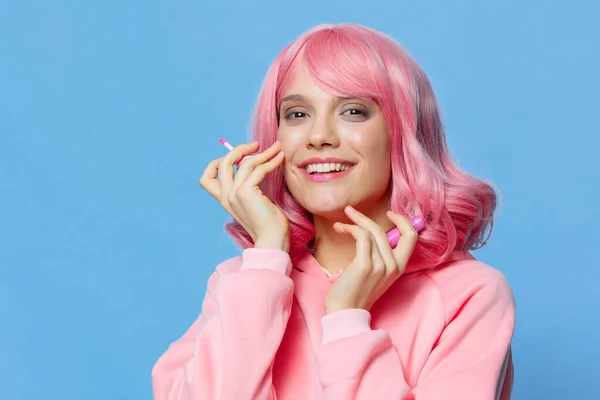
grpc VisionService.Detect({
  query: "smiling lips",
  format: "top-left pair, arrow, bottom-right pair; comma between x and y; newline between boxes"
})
297,157 -> 356,183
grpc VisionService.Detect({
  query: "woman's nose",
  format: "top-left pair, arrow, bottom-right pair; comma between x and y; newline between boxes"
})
306,117 -> 340,149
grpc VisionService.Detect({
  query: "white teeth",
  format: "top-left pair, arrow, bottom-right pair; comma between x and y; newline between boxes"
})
305,163 -> 353,174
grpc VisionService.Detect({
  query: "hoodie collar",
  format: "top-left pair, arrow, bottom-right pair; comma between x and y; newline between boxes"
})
293,248 -> 475,278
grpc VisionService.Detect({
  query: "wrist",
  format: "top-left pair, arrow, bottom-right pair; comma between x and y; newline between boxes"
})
325,302 -> 369,314
325,304 -> 350,314
255,234 -> 290,253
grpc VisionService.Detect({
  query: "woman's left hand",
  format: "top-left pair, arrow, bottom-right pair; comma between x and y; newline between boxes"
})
324,206 -> 419,314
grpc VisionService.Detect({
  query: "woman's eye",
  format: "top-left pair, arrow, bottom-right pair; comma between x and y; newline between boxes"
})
342,108 -> 368,117
286,111 -> 307,119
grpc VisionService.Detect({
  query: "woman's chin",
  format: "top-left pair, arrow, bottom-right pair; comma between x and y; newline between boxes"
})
305,203 -> 349,219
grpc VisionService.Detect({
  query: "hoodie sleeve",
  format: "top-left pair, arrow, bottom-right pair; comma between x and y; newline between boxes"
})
315,266 -> 515,400
151,248 -> 294,400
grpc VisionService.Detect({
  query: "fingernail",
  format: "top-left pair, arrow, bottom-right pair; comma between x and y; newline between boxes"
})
345,205 -> 355,213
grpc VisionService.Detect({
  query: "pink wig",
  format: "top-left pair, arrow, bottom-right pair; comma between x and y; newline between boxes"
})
224,24 -> 500,271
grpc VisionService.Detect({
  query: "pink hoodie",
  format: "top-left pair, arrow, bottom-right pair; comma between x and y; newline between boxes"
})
152,247 -> 515,399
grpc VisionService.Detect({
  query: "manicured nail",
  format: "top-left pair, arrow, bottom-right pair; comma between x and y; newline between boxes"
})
345,205 -> 355,213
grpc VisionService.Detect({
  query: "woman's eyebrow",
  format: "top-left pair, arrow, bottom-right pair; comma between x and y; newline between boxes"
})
279,94 -> 363,105
280,94 -> 307,104
335,96 -> 361,102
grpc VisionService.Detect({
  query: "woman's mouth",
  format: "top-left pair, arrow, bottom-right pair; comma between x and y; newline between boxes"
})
300,163 -> 356,183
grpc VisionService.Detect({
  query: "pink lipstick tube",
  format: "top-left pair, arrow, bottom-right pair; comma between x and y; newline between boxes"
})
219,138 -> 254,163
386,216 -> 426,249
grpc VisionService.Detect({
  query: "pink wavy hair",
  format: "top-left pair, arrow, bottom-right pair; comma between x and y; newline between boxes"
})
224,23 -> 500,271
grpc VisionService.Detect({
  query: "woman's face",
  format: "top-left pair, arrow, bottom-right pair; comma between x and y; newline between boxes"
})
277,67 -> 392,220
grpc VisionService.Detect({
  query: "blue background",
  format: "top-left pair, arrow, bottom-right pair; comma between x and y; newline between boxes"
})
1,0 -> 598,399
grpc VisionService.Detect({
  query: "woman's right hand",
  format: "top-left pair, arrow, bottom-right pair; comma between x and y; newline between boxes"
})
199,141 -> 290,252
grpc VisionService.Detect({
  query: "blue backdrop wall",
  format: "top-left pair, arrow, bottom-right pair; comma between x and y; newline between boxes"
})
1,1 -> 598,398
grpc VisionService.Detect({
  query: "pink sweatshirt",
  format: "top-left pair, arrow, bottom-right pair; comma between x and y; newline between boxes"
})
152,248 -> 515,399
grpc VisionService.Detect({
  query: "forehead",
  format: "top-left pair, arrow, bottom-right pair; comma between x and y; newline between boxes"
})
281,67 -> 321,95
280,68 -> 372,106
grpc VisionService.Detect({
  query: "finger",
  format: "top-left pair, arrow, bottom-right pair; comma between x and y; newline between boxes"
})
344,206 -> 397,272
219,142 -> 261,193
369,235 -> 386,273
199,156 -> 225,199
219,144 -> 258,204
223,141 -> 261,166
243,150 -> 285,188
333,223 -> 372,270
234,141 -> 282,184
386,211 -> 419,271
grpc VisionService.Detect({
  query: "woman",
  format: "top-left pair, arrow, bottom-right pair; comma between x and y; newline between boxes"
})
152,23 -> 515,399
